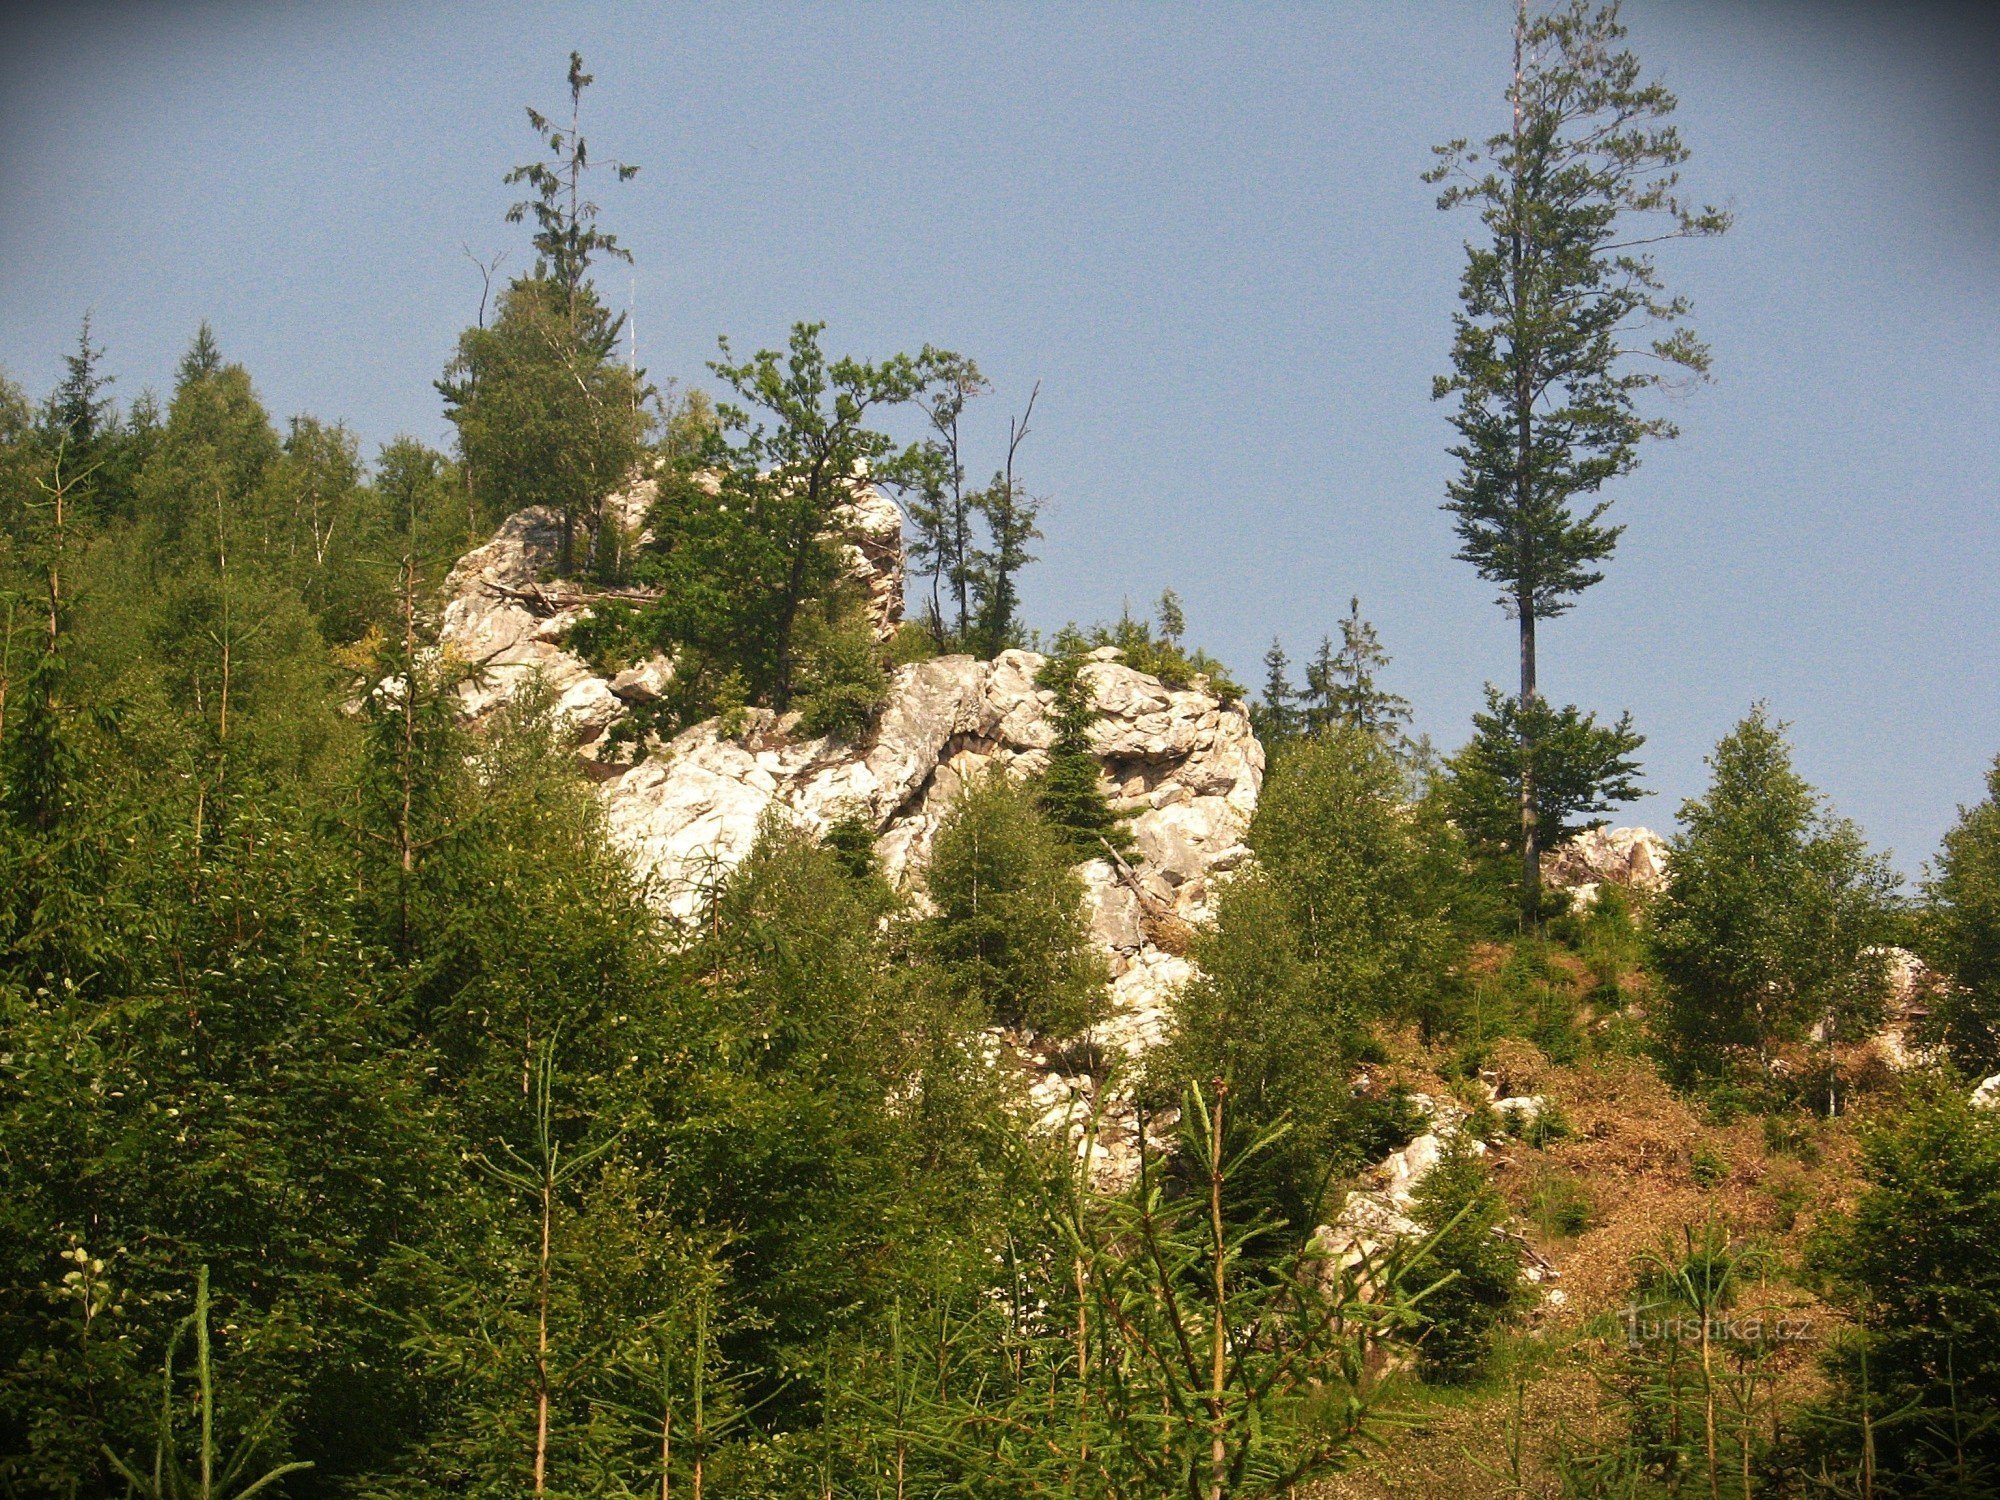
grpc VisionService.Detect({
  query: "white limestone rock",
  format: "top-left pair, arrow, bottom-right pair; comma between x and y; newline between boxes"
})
437,499 -> 1268,1185
1544,826 -> 1671,907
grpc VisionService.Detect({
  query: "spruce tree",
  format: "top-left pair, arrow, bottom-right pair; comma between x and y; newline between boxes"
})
1327,596 -> 1410,742
1429,0 -> 1728,926
1650,708 -> 1900,1081
1254,637 -> 1300,752
1033,645 -> 1132,861
1440,683 -> 1643,891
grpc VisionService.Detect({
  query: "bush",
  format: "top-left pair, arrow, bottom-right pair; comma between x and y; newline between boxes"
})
1522,1168 -> 1594,1239
794,617 -> 889,742
1810,1080 -> 2000,1487
1407,1134 -> 1523,1381
1689,1143 -> 1729,1190
918,771 -> 1104,1039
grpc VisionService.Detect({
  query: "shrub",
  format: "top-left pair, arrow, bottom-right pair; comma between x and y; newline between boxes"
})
1407,1134 -> 1523,1381
1689,1143 -> 1729,1189
1810,1080 -> 2000,1486
794,617 -> 889,742
918,771 -> 1104,1039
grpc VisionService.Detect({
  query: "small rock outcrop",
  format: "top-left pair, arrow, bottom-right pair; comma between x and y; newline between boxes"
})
436,489 -> 1263,1185
1543,825 -> 1670,910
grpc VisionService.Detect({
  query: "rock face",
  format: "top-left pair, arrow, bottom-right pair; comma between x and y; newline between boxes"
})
1543,826 -> 1670,910
437,494 -> 1263,1185
1315,1085 -> 1558,1297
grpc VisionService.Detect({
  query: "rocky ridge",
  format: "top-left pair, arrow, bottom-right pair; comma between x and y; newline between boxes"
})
436,484 -> 1264,1184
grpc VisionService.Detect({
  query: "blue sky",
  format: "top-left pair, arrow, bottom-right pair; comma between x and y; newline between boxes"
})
3,1 -> 1996,874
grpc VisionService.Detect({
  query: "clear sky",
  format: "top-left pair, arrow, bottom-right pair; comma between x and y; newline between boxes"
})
4,0 -> 1997,875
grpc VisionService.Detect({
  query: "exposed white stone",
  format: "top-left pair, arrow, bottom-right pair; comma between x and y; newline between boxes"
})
1544,826 -> 1670,907
437,499 -> 1267,1185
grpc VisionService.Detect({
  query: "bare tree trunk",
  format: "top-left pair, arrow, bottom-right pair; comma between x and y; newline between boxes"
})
535,1167 -> 553,1497
1208,1084 -> 1229,1500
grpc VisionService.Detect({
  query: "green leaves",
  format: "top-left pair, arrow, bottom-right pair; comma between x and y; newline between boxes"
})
1920,755 -> 2000,1072
1441,684 -> 1645,870
1430,1 -> 1728,622
920,769 -> 1105,1039
1650,707 -> 1901,1077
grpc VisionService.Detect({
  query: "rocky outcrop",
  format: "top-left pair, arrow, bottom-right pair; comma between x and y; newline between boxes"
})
1315,1084 -> 1560,1298
437,494 -> 1263,1187
1543,825 -> 1670,910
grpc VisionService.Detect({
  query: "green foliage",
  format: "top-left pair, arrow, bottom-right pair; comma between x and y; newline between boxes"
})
1427,0 -> 1727,626
1159,728 -> 1463,1236
1650,707 -> 1901,1080
1523,1167 -> 1594,1239
1062,606 -> 1244,697
1811,1080 -> 2000,1490
1032,645 -> 1135,861
1441,683 -> 1644,881
1250,725 -> 1465,1026
637,323 -> 946,715
919,771 -> 1104,1038
1570,1222 -> 1786,1499
1428,0 -> 1725,926
1921,754 -> 2000,1074
1152,871 -> 1378,1235
1408,1133 -> 1523,1380
102,1266 -> 314,1500
503,51 -> 639,300
1689,1144 -> 1729,1190
793,613 -> 889,742
438,275 -> 648,573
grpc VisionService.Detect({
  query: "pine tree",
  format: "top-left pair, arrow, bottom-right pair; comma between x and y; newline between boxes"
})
1254,637 -> 1300,751
1428,0 -> 1728,927
1328,596 -> 1410,742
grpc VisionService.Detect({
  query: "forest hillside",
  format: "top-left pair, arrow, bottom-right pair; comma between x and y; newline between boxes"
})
6,11 -> 2000,1500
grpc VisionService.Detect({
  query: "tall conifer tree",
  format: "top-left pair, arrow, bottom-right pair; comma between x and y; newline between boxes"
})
1428,0 -> 1727,925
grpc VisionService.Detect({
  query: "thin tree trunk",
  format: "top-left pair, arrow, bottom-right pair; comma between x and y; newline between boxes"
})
1511,0 -> 1541,933
1208,1085 -> 1229,1500
535,1169 -> 553,1497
